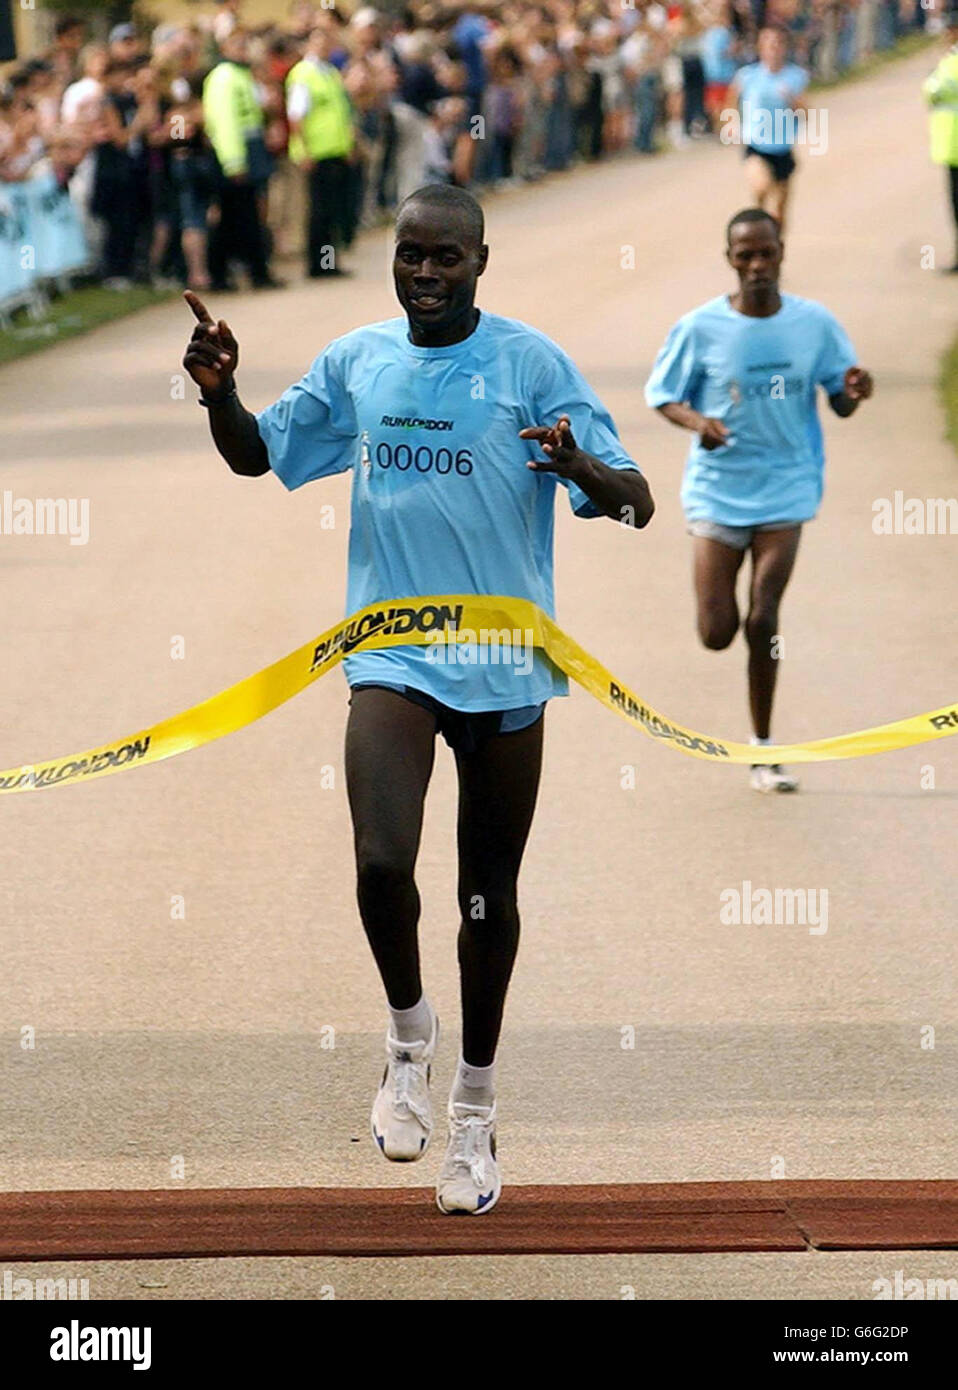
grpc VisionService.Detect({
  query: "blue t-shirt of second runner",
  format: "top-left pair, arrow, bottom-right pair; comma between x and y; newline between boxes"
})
644,293 -> 855,527
735,61 -> 809,154
256,311 -> 640,710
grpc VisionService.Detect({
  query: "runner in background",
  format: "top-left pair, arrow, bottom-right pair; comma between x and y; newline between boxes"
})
645,208 -> 872,792
728,24 -> 808,233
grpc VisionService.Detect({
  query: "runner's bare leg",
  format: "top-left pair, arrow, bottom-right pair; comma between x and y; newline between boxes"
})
346,688 -> 437,1008
454,717 -> 544,1066
745,526 -> 802,739
693,534 -> 747,650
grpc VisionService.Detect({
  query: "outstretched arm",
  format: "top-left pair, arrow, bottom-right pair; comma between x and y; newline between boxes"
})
182,291 -> 270,477
519,416 -> 654,528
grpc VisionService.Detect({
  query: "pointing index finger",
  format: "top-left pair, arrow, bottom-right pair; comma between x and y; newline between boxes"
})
184,290 -> 214,325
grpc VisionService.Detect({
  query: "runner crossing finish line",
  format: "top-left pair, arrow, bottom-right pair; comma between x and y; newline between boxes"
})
1,592 -> 955,794
10,184 -> 954,1223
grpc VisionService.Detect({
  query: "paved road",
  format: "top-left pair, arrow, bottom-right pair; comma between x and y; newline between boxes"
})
2,48 -> 955,1297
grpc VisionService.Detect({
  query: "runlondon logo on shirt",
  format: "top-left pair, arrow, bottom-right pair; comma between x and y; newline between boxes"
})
379,414 -> 454,431
0,490 -> 90,545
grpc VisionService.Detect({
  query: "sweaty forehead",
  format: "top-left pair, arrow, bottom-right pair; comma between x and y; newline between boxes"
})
395,204 -> 478,251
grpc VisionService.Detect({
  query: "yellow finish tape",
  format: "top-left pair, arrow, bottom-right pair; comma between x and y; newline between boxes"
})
2,595 -> 955,793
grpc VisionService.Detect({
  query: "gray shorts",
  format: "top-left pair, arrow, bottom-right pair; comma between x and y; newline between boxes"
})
686,519 -> 800,551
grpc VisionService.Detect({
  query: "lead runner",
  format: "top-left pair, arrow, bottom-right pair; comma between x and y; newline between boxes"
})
182,184 -> 653,1215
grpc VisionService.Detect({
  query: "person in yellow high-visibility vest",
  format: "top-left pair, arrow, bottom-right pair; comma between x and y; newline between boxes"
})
286,26 -> 355,278
202,28 -> 280,290
924,9 -> 958,273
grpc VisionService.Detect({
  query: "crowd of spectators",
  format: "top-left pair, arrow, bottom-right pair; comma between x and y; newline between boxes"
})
0,0 -> 934,293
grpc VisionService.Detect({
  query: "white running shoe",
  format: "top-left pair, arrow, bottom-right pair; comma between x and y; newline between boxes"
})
436,1101 -> 501,1215
370,1013 -> 438,1162
750,763 -> 800,794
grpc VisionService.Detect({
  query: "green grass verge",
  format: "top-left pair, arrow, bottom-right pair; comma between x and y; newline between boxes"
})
941,335 -> 958,456
810,31 -> 936,93
0,283 -> 176,367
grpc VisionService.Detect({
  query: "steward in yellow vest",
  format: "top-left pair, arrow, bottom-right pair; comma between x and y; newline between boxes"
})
924,40 -> 958,167
286,29 -> 356,277
286,54 -> 354,165
923,14 -> 958,273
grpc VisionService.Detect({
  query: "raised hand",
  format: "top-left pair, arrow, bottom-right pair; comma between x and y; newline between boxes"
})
182,291 -> 239,399
518,414 -> 581,476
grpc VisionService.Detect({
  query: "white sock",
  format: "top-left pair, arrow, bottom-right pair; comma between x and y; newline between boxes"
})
751,736 -> 775,767
388,994 -> 434,1045
452,1056 -> 495,1109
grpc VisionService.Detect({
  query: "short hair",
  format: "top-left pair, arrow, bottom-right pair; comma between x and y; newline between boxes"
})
55,15 -> 85,38
396,185 -> 485,246
726,207 -> 782,245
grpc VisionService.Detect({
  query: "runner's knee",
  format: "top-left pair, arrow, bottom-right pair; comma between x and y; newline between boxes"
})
745,607 -> 778,651
356,850 -> 417,909
698,610 -> 738,650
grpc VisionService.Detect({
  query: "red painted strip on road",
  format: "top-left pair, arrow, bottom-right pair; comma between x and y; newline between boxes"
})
0,1181 -> 955,1261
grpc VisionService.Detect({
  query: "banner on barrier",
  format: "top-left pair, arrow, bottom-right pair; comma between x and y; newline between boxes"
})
0,173 -> 89,305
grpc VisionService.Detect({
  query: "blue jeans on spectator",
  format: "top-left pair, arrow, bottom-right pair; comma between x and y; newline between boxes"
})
837,11 -> 857,71
875,0 -> 895,51
634,71 -> 661,152
682,56 -> 706,132
544,79 -> 573,170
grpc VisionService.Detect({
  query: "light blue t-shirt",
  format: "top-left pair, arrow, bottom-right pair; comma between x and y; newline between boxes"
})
735,61 -> 808,153
256,311 -> 640,710
644,293 -> 856,527
702,26 -> 737,86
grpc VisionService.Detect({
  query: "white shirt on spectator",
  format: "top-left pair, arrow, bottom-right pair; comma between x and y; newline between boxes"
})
61,77 -> 104,124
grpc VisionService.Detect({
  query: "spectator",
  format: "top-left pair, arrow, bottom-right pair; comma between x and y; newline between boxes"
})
51,15 -> 87,84
623,5 -> 668,154
286,25 -> 355,277
484,45 -> 524,180
566,33 -> 604,160
22,59 -> 62,139
90,102 -> 137,288
61,43 -> 109,126
213,0 -> 244,48
108,23 -> 143,66
0,98 -> 44,181
923,6 -> 958,271
589,18 -> 630,154
202,28 -> 278,290
342,15 -> 395,229
702,0 -> 742,124
392,30 -> 445,201
166,83 -> 217,290
0,0 -> 931,311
